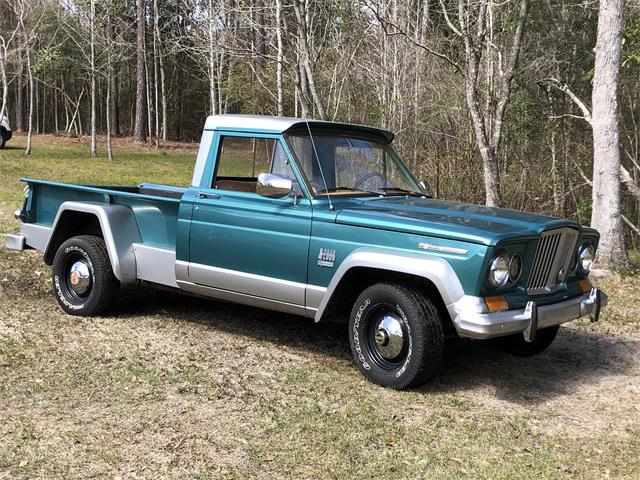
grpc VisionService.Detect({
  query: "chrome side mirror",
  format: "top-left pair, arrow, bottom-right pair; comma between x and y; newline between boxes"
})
256,173 -> 293,199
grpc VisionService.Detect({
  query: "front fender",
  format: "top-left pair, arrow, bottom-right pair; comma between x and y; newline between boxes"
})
314,247 -> 466,322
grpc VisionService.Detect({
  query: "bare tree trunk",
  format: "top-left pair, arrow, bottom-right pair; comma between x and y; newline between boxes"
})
0,47 -> 8,122
591,0 -> 628,268
159,56 -> 167,140
25,48 -> 33,153
152,0 -> 159,147
18,13 -> 34,155
106,84 -> 113,161
54,76 -> 59,133
295,60 -> 310,118
207,0 -> 217,115
16,45 -> 24,131
42,67 -> 47,133
253,0 -> 266,71
106,13 -> 120,136
461,0 -> 528,207
275,0 -> 284,116
90,0 -> 97,155
105,3 -> 114,160
153,0 -> 167,140
34,74 -> 38,134
133,0 -> 147,144
293,0 -> 326,119
145,55 -> 152,139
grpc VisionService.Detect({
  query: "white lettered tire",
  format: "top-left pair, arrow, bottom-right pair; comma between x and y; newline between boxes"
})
51,235 -> 120,316
348,283 -> 444,389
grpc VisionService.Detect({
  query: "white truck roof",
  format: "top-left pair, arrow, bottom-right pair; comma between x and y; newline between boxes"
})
203,114 -> 393,142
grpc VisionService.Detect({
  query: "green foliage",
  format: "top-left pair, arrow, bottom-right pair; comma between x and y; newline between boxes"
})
576,200 -> 592,224
622,10 -> 640,67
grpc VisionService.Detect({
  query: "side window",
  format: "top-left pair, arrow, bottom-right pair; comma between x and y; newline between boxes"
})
213,136 -> 295,193
216,136 -> 273,179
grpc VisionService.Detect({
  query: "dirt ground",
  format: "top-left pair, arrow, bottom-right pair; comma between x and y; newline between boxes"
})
1,246 -> 639,479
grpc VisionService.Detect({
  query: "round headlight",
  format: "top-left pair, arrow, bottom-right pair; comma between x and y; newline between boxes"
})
488,253 -> 510,288
509,254 -> 523,283
577,244 -> 595,275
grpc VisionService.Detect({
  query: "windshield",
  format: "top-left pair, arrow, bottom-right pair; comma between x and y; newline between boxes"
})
286,133 -> 423,196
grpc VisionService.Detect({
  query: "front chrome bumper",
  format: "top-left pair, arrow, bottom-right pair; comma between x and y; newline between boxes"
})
449,288 -> 607,340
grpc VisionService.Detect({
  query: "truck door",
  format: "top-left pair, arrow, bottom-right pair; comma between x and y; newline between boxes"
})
186,132 -> 312,307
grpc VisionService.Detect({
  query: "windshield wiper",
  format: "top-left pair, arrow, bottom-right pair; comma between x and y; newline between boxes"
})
318,186 -> 380,195
377,187 -> 426,197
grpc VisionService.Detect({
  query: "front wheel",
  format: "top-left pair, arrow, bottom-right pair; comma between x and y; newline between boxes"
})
51,235 -> 120,316
349,283 -> 444,390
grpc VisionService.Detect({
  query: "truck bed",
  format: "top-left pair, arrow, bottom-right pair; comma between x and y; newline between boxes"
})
20,178 -> 186,251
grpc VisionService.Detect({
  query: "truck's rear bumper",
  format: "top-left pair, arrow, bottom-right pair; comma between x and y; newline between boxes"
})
5,223 -> 51,252
449,289 -> 607,340
5,233 -> 25,251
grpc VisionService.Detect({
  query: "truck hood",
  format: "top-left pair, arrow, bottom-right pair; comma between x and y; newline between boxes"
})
334,196 -> 578,246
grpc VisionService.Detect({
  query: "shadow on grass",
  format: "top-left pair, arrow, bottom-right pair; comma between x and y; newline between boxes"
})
116,285 -> 637,404
425,330 -> 637,404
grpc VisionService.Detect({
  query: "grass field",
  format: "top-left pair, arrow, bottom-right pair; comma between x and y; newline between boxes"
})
1,134 -> 640,479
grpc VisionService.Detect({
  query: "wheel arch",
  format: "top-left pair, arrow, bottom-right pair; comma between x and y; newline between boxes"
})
43,202 -> 140,283
314,248 -> 466,333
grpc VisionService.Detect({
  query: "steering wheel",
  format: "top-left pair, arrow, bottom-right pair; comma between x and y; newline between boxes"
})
354,171 -> 385,190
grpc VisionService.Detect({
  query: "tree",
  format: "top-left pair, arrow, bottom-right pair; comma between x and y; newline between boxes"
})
0,9 -> 21,124
538,1 -> 636,269
367,0 -> 529,207
275,0 -> 284,116
591,0 -> 628,268
12,0 -> 37,155
90,0 -> 97,155
293,0 -> 327,119
106,10 -> 120,137
133,0 -> 147,144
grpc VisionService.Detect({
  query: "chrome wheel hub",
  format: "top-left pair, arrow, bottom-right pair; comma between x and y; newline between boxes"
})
69,260 -> 91,295
373,313 -> 404,360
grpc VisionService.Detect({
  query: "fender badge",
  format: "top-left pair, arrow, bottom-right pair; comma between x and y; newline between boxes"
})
418,242 -> 468,255
317,248 -> 336,268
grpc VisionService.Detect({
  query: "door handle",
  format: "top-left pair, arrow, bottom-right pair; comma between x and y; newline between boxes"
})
197,191 -> 221,200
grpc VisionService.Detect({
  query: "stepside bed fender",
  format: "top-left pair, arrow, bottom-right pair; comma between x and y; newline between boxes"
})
313,247 -> 466,322
43,201 -> 141,283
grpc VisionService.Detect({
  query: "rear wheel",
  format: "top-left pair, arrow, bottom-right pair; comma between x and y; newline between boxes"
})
348,283 -> 444,390
0,128 -> 6,149
52,235 -> 120,316
492,325 -> 559,356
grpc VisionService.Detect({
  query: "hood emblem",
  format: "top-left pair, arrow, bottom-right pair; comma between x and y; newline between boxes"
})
418,242 -> 468,255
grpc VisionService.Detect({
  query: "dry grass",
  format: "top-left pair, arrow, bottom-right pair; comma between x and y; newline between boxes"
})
1,135 -> 640,479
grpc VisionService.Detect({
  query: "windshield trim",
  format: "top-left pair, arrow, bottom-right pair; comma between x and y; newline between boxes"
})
282,131 -> 425,199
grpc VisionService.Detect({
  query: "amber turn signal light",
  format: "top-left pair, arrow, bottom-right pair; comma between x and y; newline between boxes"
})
484,295 -> 508,312
579,278 -> 592,293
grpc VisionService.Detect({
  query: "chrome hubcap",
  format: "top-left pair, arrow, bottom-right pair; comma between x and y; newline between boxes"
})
69,260 -> 91,295
373,314 -> 404,360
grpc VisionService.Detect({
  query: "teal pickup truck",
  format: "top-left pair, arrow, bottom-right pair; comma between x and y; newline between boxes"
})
6,115 -> 606,389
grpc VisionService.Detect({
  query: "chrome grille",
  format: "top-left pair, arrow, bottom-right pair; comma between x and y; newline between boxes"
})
527,227 -> 579,295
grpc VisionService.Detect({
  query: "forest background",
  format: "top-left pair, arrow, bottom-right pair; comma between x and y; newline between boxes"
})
1,0 -> 639,267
